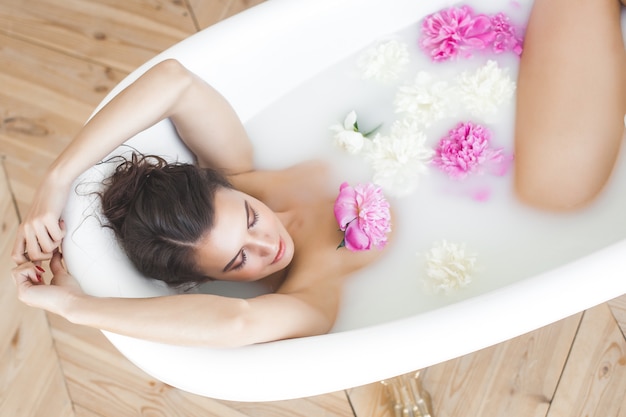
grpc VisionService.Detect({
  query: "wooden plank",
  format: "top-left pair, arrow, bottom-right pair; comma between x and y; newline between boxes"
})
0,160 -> 74,417
348,313 -> 582,417
188,0 -> 266,30
0,0 -> 196,72
546,304 -> 626,417
608,294 -> 626,339
74,404 -> 106,417
0,31 -> 128,214
8,0 -> 625,416
49,314 -> 354,417
346,379 -> 392,417
219,391 -> 354,417
49,315 -> 300,416
0,163 -> 22,354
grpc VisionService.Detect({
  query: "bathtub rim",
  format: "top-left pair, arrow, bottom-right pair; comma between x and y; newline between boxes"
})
99,237 -> 626,401
62,0 -> 626,401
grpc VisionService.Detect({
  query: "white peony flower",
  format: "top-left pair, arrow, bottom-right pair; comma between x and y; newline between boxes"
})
422,240 -> 477,294
394,71 -> 452,128
455,60 -> 516,121
329,110 -> 366,155
357,40 -> 410,84
364,119 -> 434,197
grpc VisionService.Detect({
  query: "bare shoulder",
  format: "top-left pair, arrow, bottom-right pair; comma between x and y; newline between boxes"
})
273,205 -> 389,330
229,160 -> 339,210
279,200 -> 389,295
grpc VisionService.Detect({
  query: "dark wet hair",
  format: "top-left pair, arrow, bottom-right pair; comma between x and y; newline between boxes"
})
99,153 -> 232,287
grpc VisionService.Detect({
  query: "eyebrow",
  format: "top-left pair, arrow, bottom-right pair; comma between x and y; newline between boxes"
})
222,200 -> 250,272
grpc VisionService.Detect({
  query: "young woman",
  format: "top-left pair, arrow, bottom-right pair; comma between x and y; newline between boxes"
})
514,0 -> 626,211
11,59 -> 390,347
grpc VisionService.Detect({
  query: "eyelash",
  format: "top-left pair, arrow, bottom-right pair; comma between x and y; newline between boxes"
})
234,251 -> 247,270
234,206 -> 259,271
249,207 -> 259,228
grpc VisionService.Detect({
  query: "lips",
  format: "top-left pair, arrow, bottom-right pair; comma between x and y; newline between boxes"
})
272,238 -> 285,264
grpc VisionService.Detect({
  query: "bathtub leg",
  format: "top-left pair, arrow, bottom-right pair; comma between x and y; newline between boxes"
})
381,370 -> 433,417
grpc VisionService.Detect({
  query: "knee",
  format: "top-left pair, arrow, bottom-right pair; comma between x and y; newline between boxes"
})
514,173 -> 604,211
514,135 -> 621,211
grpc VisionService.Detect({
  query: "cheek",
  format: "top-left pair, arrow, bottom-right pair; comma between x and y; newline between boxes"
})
232,258 -> 268,281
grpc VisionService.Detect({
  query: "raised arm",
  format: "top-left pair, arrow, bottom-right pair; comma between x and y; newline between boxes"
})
12,253 -> 336,347
67,292 -> 334,347
12,59 -> 253,263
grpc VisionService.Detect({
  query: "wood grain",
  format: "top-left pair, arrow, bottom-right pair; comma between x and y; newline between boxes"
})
348,313 -> 582,417
0,0 -> 196,72
608,294 -> 626,339
546,304 -> 626,417
2,0 -> 626,416
188,0 -> 266,30
49,313 -> 354,417
0,31 -> 127,214
0,160 -> 74,417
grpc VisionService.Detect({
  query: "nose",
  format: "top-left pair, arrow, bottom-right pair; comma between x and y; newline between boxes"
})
247,231 -> 275,258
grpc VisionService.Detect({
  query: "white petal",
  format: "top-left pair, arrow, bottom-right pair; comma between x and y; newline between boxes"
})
343,110 -> 358,130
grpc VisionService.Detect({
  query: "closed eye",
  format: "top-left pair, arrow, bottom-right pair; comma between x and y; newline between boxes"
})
246,201 -> 259,228
224,201 -> 258,272
250,207 -> 259,228
232,250 -> 247,270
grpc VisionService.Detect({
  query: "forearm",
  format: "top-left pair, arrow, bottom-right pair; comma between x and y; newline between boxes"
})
48,59 -> 253,184
48,59 -> 197,183
65,291 -> 333,347
67,293 -> 251,347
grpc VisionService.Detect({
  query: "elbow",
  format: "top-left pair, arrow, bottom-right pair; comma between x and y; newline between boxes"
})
153,58 -> 189,77
221,315 -> 253,348
152,59 -> 195,94
202,299 -> 254,348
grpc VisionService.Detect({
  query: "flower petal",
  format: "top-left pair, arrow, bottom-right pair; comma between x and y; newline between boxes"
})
333,182 -> 358,230
344,110 -> 358,130
344,221 -> 372,251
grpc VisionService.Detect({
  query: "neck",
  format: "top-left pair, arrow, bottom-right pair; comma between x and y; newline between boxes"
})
275,209 -> 299,235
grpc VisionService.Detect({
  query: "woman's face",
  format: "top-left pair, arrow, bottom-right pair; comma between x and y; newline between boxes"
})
194,188 -> 294,282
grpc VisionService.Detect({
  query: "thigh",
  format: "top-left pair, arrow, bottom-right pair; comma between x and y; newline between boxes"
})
514,0 -> 626,210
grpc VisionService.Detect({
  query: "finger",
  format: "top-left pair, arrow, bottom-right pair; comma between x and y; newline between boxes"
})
32,222 -> 58,254
56,219 -> 67,239
24,221 -> 57,262
11,229 -> 29,265
50,251 -> 66,275
24,238 -> 52,262
33,262 -> 46,282
12,266 -> 45,308
11,263 -> 42,286
46,218 -> 66,243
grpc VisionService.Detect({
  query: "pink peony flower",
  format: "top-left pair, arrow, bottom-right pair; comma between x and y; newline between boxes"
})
334,182 -> 392,251
432,121 -> 511,179
490,13 -> 524,56
420,6 -> 495,62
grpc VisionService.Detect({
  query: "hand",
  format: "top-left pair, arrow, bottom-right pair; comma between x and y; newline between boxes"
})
12,251 -> 85,318
12,177 -> 70,264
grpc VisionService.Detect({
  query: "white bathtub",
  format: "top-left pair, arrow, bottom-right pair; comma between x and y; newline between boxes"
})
62,0 -> 626,401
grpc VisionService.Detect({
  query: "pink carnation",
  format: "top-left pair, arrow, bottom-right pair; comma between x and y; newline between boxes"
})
420,6 -> 495,62
490,13 -> 524,56
334,182 -> 391,251
433,121 -> 511,179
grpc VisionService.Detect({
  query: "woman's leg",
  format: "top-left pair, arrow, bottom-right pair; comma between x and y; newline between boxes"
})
514,0 -> 626,210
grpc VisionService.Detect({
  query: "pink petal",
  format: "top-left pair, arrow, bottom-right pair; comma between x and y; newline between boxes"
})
333,182 -> 358,230
344,221 -> 372,251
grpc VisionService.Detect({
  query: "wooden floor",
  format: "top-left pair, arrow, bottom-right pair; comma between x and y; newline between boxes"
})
2,1 -> 626,416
